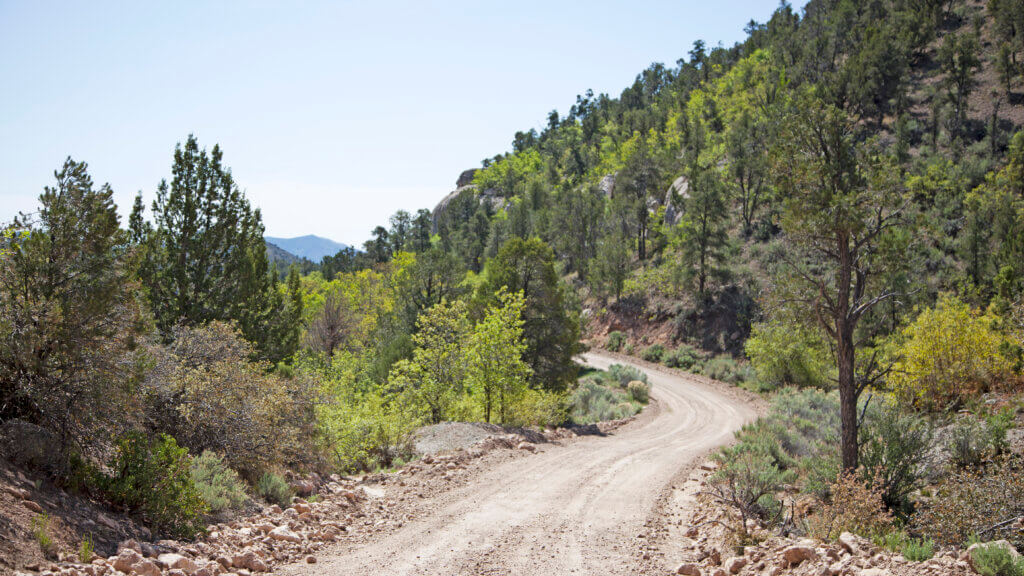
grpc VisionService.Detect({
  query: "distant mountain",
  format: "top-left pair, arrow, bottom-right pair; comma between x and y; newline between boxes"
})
265,241 -> 303,264
264,235 -> 348,262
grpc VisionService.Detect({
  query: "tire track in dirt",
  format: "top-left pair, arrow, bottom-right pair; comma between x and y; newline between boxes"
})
283,351 -> 759,576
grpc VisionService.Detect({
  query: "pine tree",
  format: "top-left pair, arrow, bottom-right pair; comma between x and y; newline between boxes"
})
771,95 -> 906,472
137,135 -> 291,361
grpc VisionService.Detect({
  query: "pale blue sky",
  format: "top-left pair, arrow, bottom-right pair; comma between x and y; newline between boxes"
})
0,1 -> 805,245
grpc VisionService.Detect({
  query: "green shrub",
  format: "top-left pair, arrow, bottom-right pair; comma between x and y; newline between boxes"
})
889,296 -> 1012,410
704,354 -> 750,384
745,321 -> 832,390
607,331 -> 626,352
98,432 -> 206,538
31,514 -> 55,557
190,451 -> 247,513
901,537 -> 936,562
606,364 -> 648,387
78,534 -> 95,563
971,542 -> 1024,576
858,400 -> 934,516
664,345 -> 698,369
948,417 -> 990,469
641,344 -> 666,363
627,380 -> 650,403
568,380 -> 640,424
986,408 -> 1015,456
257,472 -> 294,506
708,445 -> 795,537
512,388 -> 568,428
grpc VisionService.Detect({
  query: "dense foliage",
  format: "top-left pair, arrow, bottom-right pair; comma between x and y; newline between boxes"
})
4,0 -> 1024,545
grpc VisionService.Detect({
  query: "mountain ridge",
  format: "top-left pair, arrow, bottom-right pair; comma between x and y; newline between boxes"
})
264,234 -> 348,262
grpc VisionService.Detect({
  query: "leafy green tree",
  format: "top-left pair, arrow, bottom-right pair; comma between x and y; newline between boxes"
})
771,95 -> 906,471
260,265 -> 304,362
481,237 -> 581,391
0,158 -> 145,451
387,299 -> 470,423
745,320 -> 832,390
138,135 -> 291,360
363,226 -> 392,264
402,245 -> 467,315
964,131 -> 1024,300
320,246 -> 362,279
889,296 -> 1012,410
467,289 -> 531,423
679,113 -> 731,296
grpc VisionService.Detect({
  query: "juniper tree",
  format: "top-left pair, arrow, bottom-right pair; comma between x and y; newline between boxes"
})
137,135 -> 292,362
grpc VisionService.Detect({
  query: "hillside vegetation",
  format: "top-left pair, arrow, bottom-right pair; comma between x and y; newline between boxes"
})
2,0 -> 1024,565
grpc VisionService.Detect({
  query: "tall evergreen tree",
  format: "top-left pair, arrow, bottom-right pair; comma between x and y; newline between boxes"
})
771,95 -> 906,472
137,135 -> 291,361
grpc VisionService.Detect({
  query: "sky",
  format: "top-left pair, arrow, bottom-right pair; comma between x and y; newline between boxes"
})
0,1 -> 806,246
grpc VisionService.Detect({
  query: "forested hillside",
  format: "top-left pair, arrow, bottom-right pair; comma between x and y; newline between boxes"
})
2,0 -> 1024,571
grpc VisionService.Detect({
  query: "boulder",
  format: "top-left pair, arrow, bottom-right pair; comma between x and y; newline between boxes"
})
456,169 -> 478,189
4,486 -> 29,499
269,526 -> 301,543
118,540 -> 144,555
839,532 -> 867,556
131,560 -> 163,576
111,550 -> 144,574
782,545 -> 817,567
157,553 -> 198,573
232,550 -> 269,573
677,562 -> 701,575
724,556 -> 748,574
289,479 -> 315,497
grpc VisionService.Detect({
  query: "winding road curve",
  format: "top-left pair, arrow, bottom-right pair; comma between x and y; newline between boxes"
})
288,351 -> 758,575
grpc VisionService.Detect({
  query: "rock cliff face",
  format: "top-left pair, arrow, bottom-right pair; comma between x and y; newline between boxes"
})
663,175 -> 689,227
456,169 -> 478,189
431,168 -> 514,233
432,169 -> 480,233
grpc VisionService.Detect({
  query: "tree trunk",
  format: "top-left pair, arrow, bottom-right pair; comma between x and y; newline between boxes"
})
837,231 -> 859,472
485,388 -> 492,423
838,322 -> 859,471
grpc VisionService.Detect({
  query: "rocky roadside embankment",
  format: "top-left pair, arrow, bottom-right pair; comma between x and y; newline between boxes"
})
10,419 -> 636,576
650,461 -> 1001,576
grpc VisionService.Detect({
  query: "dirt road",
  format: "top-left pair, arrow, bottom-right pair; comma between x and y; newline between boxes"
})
289,351 -> 758,576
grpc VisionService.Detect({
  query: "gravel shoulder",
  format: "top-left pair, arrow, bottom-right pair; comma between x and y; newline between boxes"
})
283,351 -> 760,576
